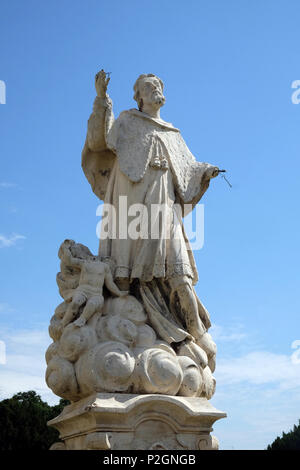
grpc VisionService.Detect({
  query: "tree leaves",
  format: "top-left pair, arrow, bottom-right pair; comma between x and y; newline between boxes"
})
267,420 -> 300,450
0,391 -> 69,450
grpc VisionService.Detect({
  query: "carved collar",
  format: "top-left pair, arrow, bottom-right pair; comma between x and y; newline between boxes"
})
127,108 -> 180,132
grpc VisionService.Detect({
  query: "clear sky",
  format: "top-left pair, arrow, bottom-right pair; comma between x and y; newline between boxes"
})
0,0 -> 300,450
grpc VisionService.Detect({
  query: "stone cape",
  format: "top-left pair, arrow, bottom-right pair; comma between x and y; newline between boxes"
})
82,107 -> 212,211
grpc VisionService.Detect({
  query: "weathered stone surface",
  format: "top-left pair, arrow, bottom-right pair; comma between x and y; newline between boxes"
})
46,265 -> 217,400
46,71 -> 227,449
48,393 -> 226,450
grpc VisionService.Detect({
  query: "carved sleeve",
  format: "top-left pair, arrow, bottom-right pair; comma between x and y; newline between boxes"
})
86,95 -> 115,152
183,162 -> 213,204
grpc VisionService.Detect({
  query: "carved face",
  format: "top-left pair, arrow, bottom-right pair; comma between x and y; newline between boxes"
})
139,77 -> 165,109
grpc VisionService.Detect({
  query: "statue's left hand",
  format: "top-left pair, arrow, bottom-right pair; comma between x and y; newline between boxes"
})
206,166 -> 220,179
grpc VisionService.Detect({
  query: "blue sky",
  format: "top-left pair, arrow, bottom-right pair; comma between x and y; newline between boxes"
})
0,0 -> 300,450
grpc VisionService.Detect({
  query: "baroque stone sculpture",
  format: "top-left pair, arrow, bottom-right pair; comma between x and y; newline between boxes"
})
46,71 -> 226,450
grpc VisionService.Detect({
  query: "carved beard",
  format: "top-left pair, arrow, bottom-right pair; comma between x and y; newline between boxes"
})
152,91 -> 166,106
139,91 -> 166,111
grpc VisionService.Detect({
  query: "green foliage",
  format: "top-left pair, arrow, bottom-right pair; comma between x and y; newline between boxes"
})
267,420 -> 300,450
0,390 -> 69,450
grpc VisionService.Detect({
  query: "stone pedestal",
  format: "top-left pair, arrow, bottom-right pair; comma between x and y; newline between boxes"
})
48,393 -> 226,450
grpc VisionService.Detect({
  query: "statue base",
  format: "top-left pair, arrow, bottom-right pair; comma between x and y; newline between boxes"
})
48,393 -> 226,450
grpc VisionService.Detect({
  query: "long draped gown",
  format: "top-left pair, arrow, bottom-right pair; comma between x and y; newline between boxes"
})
82,99 -> 214,344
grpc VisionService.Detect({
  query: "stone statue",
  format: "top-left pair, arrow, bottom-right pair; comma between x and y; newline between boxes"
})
58,239 -> 128,329
46,71 -> 226,450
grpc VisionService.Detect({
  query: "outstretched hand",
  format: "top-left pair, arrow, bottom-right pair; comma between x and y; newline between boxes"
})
206,166 -> 219,179
206,167 -> 226,179
95,69 -> 110,98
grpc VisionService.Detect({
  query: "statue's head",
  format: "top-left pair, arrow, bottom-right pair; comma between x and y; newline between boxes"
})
58,239 -> 75,259
70,243 -> 93,259
133,74 -> 165,112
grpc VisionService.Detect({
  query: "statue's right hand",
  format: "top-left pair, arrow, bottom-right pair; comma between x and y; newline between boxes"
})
95,69 -> 110,98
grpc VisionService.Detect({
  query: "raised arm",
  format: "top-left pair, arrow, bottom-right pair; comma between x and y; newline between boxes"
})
86,70 -> 115,152
104,264 -> 128,297
58,241 -> 84,269
82,70 -> 117,202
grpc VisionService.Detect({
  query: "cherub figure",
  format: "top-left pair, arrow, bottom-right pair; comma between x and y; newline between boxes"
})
58,240 -> 128,328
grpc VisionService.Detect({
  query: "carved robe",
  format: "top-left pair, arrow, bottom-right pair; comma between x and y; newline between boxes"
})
82,97 -> 213,284
82,96 -> 214,341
